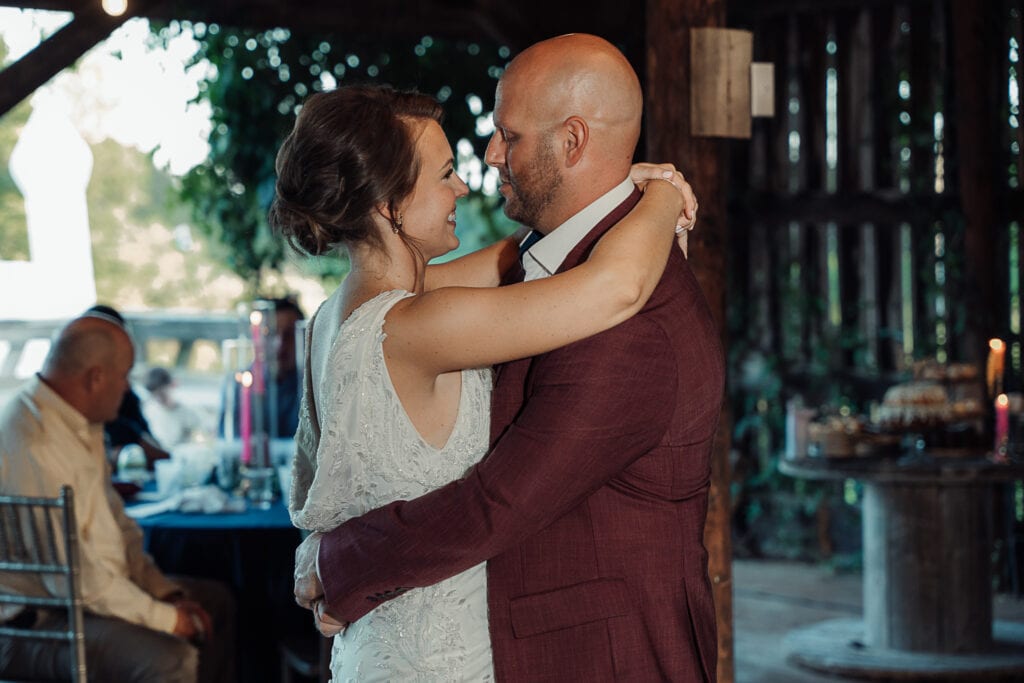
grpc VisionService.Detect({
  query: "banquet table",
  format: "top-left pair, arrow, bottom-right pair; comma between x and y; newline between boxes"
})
131,491 -> 310,683
779,452 -> 1024,679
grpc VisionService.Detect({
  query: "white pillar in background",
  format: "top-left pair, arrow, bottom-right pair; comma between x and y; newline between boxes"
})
3,101 -> 96,320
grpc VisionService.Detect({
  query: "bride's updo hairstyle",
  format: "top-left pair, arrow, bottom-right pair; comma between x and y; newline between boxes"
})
270,85 -> 443,255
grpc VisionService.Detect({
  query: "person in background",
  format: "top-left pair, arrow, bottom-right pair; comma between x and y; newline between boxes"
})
0,312 -> 236,683
217,297 -> 304,440
142,366 -> 202,449
86,304 -> 171,469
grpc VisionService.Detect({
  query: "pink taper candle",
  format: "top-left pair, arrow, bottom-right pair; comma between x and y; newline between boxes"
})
239,370 -> 253,465
995,393 -> 1010,458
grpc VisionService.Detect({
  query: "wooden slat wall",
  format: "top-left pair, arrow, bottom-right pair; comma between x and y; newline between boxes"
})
729,0 -> 1022,569
732,0 -> 1018,391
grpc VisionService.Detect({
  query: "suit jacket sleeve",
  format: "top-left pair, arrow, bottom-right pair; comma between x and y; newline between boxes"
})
319,315 -> 677,622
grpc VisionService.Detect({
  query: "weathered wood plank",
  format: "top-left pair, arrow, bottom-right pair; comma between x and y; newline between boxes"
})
731,189 -> 959,225
797,13 -> 828,194
863,482 -> 993,652
909,0 -> 936,196
951,0 -> 1003,363
645,1 -> 733,680
870,3 -> 897,191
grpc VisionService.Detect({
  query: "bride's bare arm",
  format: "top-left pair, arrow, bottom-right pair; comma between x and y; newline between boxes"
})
385,179 -> 684,375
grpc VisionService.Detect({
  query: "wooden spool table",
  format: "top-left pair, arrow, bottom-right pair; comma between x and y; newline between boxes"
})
779,453 -> 1024,679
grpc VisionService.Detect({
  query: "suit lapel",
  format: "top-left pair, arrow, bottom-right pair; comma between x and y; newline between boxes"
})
490,187 -> 644,445
555,187 -> 642,275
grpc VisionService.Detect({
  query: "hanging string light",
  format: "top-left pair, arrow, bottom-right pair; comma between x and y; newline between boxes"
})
101,0 -> 128,17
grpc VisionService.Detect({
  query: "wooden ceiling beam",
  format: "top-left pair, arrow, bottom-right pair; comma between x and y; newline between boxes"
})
729,0 -> 935,21
150,0 -> 486,39
0,0 -> 639,48
0,0 -> 521,40
0,0 -> 641,118
0,0 -> 152,116
0,1 -> 89,10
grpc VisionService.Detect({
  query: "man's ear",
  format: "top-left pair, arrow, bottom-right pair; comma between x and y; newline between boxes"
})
83,365 -> 103,394
563,116 -> 589,167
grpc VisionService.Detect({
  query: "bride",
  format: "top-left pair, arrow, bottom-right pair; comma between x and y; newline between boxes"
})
273,84 -> 694,681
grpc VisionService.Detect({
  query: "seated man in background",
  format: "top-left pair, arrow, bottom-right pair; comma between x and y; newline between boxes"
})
218,297 -> 304,440
142,366 -> 203,448
0,313 -> 236,683
87,304 -> 172,469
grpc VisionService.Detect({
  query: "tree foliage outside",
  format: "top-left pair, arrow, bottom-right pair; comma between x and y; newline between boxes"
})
152,21 -> 517,294
87,137 -> 246,311
0,39 -> 31,262
1,29 -> 257,315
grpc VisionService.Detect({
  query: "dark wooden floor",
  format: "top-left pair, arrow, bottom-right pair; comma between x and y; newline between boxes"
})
732,559 -> 1024,682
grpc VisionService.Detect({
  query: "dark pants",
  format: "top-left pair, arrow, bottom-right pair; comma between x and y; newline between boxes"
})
0,576 -> 236,683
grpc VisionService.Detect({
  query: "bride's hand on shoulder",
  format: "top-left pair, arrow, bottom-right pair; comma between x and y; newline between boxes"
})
630,162 -> 699,256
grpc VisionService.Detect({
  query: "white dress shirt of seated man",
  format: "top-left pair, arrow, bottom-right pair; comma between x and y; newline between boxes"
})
0,313 -> 235,683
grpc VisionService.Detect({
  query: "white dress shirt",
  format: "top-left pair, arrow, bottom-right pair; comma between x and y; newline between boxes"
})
520,177 -> 634,282
142,396 -> 202,448
0,376 -> 181,633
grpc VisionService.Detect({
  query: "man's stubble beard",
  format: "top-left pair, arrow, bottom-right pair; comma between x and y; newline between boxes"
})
502,137 -> 562,229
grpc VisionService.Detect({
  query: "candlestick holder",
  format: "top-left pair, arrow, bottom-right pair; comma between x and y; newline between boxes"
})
220,338 -> 252,443
239,300 -> 278,509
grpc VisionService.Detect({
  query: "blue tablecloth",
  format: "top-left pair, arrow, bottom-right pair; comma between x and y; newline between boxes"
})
135,498 -> 294,530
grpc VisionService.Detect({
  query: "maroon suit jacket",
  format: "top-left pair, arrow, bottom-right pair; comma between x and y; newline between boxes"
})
319,189 -> 725,681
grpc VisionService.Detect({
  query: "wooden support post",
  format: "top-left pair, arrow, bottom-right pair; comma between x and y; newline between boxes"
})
645,0 -> 733,680
951,0 -> 1002,362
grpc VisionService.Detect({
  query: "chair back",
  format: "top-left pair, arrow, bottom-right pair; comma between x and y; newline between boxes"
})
0,485 -> 86,683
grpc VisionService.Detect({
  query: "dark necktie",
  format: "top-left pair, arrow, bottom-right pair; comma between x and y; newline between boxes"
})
518,230 -> 543,263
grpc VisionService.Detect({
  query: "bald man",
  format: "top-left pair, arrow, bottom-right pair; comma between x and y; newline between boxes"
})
0,314 -> 235,683
297,34 -> 723,681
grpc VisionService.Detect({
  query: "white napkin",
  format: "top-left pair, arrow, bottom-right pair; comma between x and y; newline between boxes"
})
126,486 -> 247,518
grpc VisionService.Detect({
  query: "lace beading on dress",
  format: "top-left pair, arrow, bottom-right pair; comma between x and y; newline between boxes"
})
289,289 -> 494,682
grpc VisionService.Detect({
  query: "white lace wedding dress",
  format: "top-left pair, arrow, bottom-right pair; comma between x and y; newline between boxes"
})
288,289 -> 494,682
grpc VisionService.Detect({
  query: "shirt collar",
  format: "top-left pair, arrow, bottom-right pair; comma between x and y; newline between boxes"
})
29,374 -> 101,442
522,177 -> 634,277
